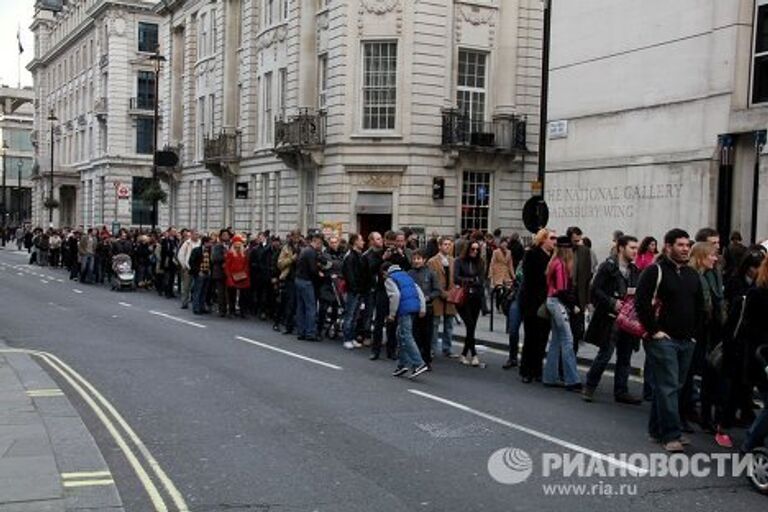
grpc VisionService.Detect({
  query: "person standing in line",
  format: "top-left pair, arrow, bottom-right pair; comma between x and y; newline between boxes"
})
224,235 -> 250,318
277,230 -> 302,334
723,231 -> 747,280
365,232 -> 392,360
636,236 -> 659,271
408,249 -> 441,370
177,230 -> 201,309
294,233 -> 323,342
383,262 -> 429,379
567,226 -> 592,354
519,229 -> 556,383
636,228 -> 704,453
49,231 -> 62,267
583,235 -> 642,404
542,236 -> 582,391
160,227 -> 180,299
78,228 -> 97,284
189,236 -> 213,315
342,233 -> 366,350
455,239 -> 486,367
427,237 -> 458,359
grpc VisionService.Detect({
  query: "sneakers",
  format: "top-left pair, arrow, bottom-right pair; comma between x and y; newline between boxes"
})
582,387 -> 595,402
392,366 -> 409,377
352,341 -> 363,349
343,341 -> 355,350
409,364 -> 429,379
460,355 -> 471,366
715,431 -> 733,448
471,356 -> 480,367
663,440 -> 685,453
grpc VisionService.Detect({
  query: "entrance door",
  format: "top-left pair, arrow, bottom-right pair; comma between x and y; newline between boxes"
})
357,214 -> 392,241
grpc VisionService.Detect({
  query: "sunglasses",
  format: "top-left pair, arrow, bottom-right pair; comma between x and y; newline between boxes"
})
549,236 -> 557,240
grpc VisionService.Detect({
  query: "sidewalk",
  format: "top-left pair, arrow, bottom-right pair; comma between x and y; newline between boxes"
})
0,342 -> 123,511
451,310 -> 646,376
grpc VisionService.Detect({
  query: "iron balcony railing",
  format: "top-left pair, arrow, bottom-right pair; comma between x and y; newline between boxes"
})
204,131 -> 241,164
94,97 -> 107,113
129,96 -> 155,111
274,108 -> 326,150
441,109 -> 527,153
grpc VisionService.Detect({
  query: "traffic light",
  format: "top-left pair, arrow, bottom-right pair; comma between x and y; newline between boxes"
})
432,177 -> 445,200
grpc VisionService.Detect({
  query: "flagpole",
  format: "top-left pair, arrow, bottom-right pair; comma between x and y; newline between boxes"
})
17,24 -> 21,88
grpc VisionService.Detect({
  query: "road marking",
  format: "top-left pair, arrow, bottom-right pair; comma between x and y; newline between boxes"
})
40,279 -> 49,284
407,389 -> 648,476
149,310 -> 206,329
118,302 -> 132,307
56,279 -> 64,283
0,349 -> 189,512
73,289 -> 83,294
235,336 -> 343,371
62,479 -> 115,488
62,471 -> 112,479
27,388 -> 65,398
16,272 -> 22,276
62,470 -> 115,488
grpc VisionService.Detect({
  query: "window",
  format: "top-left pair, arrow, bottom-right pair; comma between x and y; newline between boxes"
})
263,72 -> 273,144
282,0 -> 290,20
131,177 -> 154,225
208,94 -> 215,137
136,117 -> 155,154
264,0 -> 275,26
197,97 -> 206,159
6,157 -> 34,179
137,71 -> 156,109
753,3 -> 768,104
138,22 -> 159,53
198,13 -> 208,59
278,68 -> 287,118
4,129 -> 33,151
362,41 -> 397,130
318,54 -> 328,109
461,171 -> 491,232
457,50 -> 487,132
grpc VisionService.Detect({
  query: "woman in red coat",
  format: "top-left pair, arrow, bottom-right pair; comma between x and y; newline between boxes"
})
224,235 -> 251,317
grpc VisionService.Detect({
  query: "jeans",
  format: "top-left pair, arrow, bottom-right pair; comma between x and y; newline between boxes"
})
432,314 -> 454,355
644,338 -> 695,443
742,388 -> 768,452
507,298 -> 522,362
342,292 -> 362,342
396,314 -> 425,369
191,274 -> 210,314
80,254 -> 94,283
295,278 -> 317,338
585,324 -> 633,396
543,298 -> 581,386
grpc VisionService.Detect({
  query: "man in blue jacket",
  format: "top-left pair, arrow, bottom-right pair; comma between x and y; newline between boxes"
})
383,262 -> 429,379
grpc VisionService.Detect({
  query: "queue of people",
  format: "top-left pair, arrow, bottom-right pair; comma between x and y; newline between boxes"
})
15,222 -> 768,454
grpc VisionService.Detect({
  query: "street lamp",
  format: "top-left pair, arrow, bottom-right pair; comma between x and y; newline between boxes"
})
149,48 -> 166,232
17,159 -> 23,227
47,109 -> 58,225
1,140 -> 7,246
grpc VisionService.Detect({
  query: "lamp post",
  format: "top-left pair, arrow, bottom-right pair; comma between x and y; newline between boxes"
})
47,110 -> 58,225
149,48 -> 166,232
1,140 -> 7,247
17,159 -> 22,227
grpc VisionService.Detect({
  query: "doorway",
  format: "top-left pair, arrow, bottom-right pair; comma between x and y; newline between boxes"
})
357,213 -> 392,241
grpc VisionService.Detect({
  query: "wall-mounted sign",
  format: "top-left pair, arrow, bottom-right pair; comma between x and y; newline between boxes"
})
235,182 -> 249,199
548,120 -> 568,139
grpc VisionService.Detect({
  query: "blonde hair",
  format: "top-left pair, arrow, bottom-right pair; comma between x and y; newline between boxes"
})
757,255 -> 768,288
533,228 -> 550,247
689,241 -> 716,273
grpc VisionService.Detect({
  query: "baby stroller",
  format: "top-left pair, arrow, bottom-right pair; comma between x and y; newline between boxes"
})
319,274 -> 346,340
111,253 -> 135,291
746,344 -> 768,495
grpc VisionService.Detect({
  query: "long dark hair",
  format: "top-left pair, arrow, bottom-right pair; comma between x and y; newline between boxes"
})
460,239 -> 485,275
639,236 -> 658,255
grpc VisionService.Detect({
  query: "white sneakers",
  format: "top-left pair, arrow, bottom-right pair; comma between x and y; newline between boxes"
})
343,341 -> 364,350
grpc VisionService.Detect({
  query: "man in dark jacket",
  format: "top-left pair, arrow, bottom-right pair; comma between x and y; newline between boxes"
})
342,233 -> 366,349
189,236 -> 212,315
211,230 -> 230,316
636,228 -> 704,453
160,227 -> 180,298
567,226 -> 593,353
363,232 -> 393,359
294,233 -> 323,341
583,235 -> 642,404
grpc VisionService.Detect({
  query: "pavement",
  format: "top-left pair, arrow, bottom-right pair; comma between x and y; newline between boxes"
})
0,246 -> 765,512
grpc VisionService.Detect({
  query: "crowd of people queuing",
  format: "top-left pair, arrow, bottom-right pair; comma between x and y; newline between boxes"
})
6,222 -> 768,455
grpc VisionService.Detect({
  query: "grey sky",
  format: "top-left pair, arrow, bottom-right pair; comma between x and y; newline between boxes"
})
0,0 -> 35,88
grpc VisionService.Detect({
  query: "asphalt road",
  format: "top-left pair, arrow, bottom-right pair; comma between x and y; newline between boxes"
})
0,248 -> 765,512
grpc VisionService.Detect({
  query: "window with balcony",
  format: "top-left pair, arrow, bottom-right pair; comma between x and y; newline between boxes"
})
318,54 -> 328,110
263,71 -> 273,144
278,68 -> 287,118
753,1 -> 768,104
457,50 -> 487,132
136,117 -> 154,154
136,71 -> 156,110
362,41 -> 397,130
461,171 -> 491,232
138,22 -> 159,53
131,177 -> 154,225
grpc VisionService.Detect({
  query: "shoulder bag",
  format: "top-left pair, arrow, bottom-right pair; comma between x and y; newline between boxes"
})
615,264 -> 662,338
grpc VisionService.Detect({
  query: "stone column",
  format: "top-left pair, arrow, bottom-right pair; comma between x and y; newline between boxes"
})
494,0 -> 519,117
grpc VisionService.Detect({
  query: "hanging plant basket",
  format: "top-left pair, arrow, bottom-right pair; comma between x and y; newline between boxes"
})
141,182 -> 168,204
43,198 -> 60,209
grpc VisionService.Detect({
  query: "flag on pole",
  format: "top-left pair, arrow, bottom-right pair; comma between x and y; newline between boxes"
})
17,25 -> 24,54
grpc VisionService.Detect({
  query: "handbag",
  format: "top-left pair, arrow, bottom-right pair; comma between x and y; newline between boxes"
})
616,264 -> 662,338
232,271 -> 248,282
446,285 -> 467,307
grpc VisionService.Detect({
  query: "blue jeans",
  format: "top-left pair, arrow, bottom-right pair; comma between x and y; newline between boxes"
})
80,254 -> 94,283
543,298 -> 581,386
507,298 -> 522,361
742,388 -> 768,452
295,278 -> 317,338
397,314 -> 425,369
644,338 -> 695,443
192,274 -> 210,314
342,292 -> 362,342
432,314 -> 454,354
585,325 -> 633,396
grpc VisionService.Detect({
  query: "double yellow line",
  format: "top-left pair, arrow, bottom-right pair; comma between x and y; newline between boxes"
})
4,349 -> 189,512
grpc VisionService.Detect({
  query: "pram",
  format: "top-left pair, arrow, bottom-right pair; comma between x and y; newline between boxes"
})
747,344 -> 768,495
111,253 -> 135,291
320,275 -> 346,340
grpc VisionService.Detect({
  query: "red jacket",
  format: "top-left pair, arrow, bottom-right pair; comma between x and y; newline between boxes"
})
224,250 -> 250,288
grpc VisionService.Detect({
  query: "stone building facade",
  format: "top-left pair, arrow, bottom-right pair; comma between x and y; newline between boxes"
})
155,0 -> 542,238
547,0 -> 768,254
0,86 -> 35,226
28,0 -> 163,229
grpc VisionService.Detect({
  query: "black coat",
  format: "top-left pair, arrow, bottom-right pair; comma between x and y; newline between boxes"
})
519,247 -> 550,317
342,248 -> 366,295
585,257 -> 639,348
739,287 -> 768,390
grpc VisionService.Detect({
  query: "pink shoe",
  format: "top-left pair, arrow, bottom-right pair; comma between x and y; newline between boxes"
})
715,432 -> 733,448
